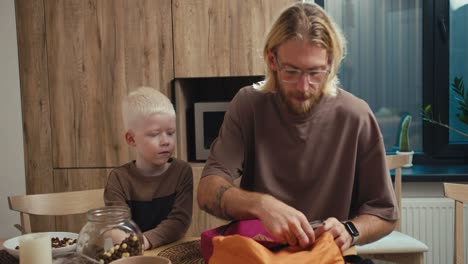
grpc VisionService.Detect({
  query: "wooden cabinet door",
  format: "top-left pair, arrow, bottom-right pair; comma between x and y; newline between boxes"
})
186,164 -> 229,237
173,0 -> 297,78
44,0 -> 174,168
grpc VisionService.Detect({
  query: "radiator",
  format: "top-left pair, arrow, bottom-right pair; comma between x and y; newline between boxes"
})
401,198 -> 468,264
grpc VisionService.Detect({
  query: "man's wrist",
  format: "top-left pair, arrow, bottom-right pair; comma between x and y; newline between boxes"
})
342,221 -> 360,245
350,233 -> 359,245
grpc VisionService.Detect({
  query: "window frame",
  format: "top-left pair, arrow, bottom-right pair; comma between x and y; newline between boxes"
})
321,0 -> 467,163
423,0 -> 468,161
315,0 -> 324,8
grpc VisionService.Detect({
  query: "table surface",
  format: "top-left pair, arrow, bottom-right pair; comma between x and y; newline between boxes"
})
144,236 -> 200,256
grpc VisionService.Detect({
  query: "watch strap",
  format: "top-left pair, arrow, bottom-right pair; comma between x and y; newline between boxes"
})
342,221 -> 359,244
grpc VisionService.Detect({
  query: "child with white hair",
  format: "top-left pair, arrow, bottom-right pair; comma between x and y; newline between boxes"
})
104,86 -> 193,249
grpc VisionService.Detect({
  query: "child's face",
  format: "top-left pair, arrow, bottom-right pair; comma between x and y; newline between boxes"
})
126,113 -> 176,167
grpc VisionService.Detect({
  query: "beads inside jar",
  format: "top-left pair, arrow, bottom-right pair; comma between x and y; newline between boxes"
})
77,206 -> 143,263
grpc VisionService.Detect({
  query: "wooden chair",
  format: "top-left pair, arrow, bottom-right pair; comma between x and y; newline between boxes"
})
8,189 -> 105,233
443,183 -> 468,264
356,154 -> 428,264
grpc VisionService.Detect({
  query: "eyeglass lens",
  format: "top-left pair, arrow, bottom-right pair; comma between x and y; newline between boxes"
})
280,69 -> 328,84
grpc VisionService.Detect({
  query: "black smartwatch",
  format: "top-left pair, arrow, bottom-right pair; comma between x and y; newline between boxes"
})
343,221 -> 359,243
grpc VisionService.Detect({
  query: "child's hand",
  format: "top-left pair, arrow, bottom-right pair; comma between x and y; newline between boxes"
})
143,235 -> 151,250
103,229 -> 129,246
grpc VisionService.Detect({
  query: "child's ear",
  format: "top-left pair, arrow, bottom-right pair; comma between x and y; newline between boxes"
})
125,131 -> 136,146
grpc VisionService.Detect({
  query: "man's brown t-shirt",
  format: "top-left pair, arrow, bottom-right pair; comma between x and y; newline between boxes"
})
202,85 -> 398,222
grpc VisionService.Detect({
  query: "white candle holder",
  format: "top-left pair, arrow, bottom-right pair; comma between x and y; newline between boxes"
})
19,233 -> 52,264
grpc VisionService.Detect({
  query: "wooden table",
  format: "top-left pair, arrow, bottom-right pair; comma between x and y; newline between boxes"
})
144,237 -> 200,256
144,237 -> 203,264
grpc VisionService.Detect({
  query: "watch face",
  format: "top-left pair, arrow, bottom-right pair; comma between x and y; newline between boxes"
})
344,221 -> 359,237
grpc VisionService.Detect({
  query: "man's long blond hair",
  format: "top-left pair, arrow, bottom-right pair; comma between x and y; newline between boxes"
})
261,2 -> 346,96
122,86 -> 175,131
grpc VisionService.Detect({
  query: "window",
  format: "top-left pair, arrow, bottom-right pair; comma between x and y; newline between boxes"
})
424,0 -> 468,159
323,0 -> 468,162
325,0 -> 423,152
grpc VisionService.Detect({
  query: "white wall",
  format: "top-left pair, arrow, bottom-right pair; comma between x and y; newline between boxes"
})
0,0 -> 26,238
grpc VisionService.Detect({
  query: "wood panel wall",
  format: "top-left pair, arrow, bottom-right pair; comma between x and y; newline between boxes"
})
15,0 -> 55,231
44,0 -> 173,168
54,168 -> 112,232
15,0 -> 173,232
172,0 -> 296,77
186,165 -> 228,237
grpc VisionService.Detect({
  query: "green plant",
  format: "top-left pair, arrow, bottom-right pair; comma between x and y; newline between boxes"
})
398,114 -> 412,152
423,76 -> 468,138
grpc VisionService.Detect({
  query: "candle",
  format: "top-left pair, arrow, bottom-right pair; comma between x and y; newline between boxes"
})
19,234 -> 52,264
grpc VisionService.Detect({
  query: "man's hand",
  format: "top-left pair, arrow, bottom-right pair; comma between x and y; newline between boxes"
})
256,195 -> 315,248
314,215 -> 396,251
198,175 -> 315,248
314,217 -> 352,251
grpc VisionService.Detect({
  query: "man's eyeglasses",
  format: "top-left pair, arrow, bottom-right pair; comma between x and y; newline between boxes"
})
274,56 -> 330,85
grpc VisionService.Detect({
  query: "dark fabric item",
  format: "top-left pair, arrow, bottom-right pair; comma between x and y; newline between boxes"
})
343,255 -> 375,264
202,85 -> 398,222
128,193 -> 176,232
104,158 -> 193,248
0,250 -> 17,264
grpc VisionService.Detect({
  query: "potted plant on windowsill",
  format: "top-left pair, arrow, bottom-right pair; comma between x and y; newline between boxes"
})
396,114 -> 414,167
423,76 -> 468,138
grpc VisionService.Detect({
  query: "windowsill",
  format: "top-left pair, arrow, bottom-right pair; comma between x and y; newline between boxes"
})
392,164 -> 468,182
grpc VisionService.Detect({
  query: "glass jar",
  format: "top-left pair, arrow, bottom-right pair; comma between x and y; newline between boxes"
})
77,206 -> 143,263
53,252 -> 100,264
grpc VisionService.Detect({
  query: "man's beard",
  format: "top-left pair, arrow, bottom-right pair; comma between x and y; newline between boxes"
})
278,83 -> 323,114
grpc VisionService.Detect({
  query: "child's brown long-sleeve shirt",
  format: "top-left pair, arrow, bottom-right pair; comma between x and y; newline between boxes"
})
104,158 -> 193,248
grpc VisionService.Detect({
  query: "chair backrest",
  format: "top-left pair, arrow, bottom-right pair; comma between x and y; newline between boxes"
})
385,154 -> 410,232
443,183 -> 468,264
8,189 -> 105,233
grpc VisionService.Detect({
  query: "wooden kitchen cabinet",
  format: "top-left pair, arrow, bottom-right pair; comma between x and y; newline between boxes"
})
44,0 -> 173,168
53,168 -> 112,232
187,164 -> 242,236
186,164 -> 229,237
16,0 -> 173,170
172,0 -> 297,77
15,0 -> 173,231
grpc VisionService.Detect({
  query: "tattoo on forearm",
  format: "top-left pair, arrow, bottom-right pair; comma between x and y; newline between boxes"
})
217,185 -> 235,220
201,204 -> 216,216
222,205 -> 234,220
202,184 -> 235,220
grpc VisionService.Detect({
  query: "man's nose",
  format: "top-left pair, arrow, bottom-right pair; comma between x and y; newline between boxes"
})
296,72 -> 310,93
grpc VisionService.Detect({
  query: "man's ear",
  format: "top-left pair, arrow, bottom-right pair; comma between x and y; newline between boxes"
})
266,51 -> 277,71
125,131 -> 136,146
327,55 -> 333,71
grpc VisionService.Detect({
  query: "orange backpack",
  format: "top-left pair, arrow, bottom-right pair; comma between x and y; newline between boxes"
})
209,232 -> 344,264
